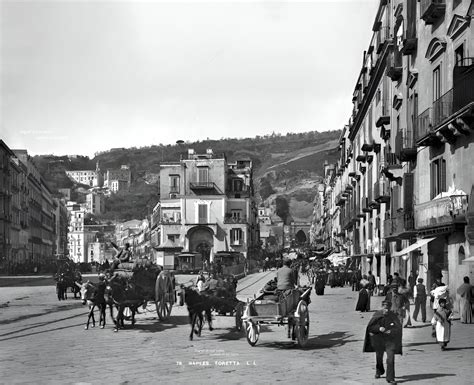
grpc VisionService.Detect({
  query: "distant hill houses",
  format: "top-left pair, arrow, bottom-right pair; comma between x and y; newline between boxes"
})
65,162 -> 131,193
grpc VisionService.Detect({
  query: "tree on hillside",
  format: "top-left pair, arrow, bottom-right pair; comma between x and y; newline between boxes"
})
259,178 -> 275,200
275,195 -> 292,225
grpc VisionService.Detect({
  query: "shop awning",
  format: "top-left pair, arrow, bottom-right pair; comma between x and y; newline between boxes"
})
392,237 -> 436,258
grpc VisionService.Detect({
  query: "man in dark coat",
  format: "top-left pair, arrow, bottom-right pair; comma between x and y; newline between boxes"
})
363,300 -> 402,384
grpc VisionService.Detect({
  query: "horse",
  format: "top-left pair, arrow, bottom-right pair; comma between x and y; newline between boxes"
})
182,286 -> 214,340
54,271 -> 81,300
107,276 -> 146,332
79,281 -> 114,330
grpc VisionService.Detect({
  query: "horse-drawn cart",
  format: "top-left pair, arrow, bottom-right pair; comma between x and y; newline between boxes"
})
241,286 -> 312,347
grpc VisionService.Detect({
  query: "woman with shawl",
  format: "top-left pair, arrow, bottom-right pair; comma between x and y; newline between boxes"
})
457,276 -> 473,324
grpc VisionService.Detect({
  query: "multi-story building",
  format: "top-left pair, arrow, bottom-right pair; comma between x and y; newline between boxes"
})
67,202 -> 95,263
54,196 -> 69,258
0,140 -> 14,271
103,165 -> 131,193
1,142 -> 68,272
65,161 -> 103,187
318,0 -> 474,303
157,149 -> 259,264
85,192 -> 104,215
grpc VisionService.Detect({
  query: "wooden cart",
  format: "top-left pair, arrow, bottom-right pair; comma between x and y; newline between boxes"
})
241,286 -> 312,347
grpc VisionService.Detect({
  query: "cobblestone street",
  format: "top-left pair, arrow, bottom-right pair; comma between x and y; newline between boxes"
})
0,272 -> 473,384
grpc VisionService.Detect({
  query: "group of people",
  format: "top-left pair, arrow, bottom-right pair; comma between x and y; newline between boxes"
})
362,271 -> 473,384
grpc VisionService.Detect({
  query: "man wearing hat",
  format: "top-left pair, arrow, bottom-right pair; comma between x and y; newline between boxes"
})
363,300 -> 402,384
413,278 -> 427,323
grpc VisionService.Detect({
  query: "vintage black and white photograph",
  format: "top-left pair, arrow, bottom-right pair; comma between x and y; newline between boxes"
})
1,0 -> 474,384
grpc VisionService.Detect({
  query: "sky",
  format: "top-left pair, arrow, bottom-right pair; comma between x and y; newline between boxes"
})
1,0 -> 379,158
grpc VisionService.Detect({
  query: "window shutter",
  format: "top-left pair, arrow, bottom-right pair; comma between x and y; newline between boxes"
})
403,173 -> 414,212
431,162 -> 435,199
441,159 -> 446,193
198,204 -> 207,223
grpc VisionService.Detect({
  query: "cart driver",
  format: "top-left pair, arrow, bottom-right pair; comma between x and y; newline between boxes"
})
276,258 -> 298,291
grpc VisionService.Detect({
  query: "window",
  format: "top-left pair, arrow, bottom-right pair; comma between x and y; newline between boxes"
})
232,179 -> 243,192
231,210 -> 242,221
431,158 -> 446,199
230,228 -> 243,245
198,204 -> 207,223
197,167 -> 208,183
167,234 -> 179,242
433,65 -> 441,102
455,44 -> 464,66
169,175 -> 180,193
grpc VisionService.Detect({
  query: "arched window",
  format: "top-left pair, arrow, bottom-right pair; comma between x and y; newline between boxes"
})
458,246 -> 465,265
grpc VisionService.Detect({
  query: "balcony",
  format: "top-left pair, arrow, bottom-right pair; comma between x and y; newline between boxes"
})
336,193 -> 346,207
376,26 -> 391,54
400,37 -> 417,56
374,178 -> 390,204
189,181 -> 221,194
415,108 -> 440,146
395,129 -> 417,162
384,212 -> 416,240
432,66 -> 474,132
421,0 -> 446,25
362,197 -> 372,213
376,98 -> 391,128
224,215 -> 248,224
381,152 -> 402,181
415,195 -> 468,231
386,49 -> 402,82
361,142 -> 373,152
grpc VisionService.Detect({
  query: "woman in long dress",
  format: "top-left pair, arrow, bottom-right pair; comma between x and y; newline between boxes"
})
432,298 -> 453,350
457,276 -> 473,324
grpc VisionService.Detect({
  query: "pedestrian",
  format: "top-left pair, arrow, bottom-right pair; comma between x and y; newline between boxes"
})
430,284 -> 450,338
398,279 -> 412,328
390,284 -> 410,327
355,282 -> 370,312
314,269 -> 326,296
363,299 -> 402,384
407,271 -> 417,300
432,298 -> 453,350
412,278 -> 427,323
392,272 -> 401,286
456,276 -> 473,324
430,275 -> 445,309
367,270 -> 377,296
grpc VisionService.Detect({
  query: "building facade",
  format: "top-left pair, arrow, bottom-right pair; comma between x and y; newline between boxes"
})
317,0 -> 474,304
157,149 -> 259,264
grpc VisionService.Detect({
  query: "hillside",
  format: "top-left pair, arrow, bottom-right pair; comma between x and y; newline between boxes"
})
34,130 -> 341,222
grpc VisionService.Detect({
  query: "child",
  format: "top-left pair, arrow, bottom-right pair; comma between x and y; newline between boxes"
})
432,298 -> 453,350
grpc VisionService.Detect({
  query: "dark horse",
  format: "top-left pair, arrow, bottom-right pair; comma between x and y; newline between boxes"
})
79,281 -> 115,330
107,276 -> 146,332
182,286 -> 214,340
54,272 -> 81,300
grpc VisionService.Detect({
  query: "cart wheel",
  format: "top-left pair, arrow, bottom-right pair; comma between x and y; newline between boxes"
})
295,300 -> 309,347
245,321 -> 260,346
235,303 -> 244,332
155,271 -> 175,321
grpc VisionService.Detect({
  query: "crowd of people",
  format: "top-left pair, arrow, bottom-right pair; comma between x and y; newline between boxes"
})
359,271 -> 473,384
